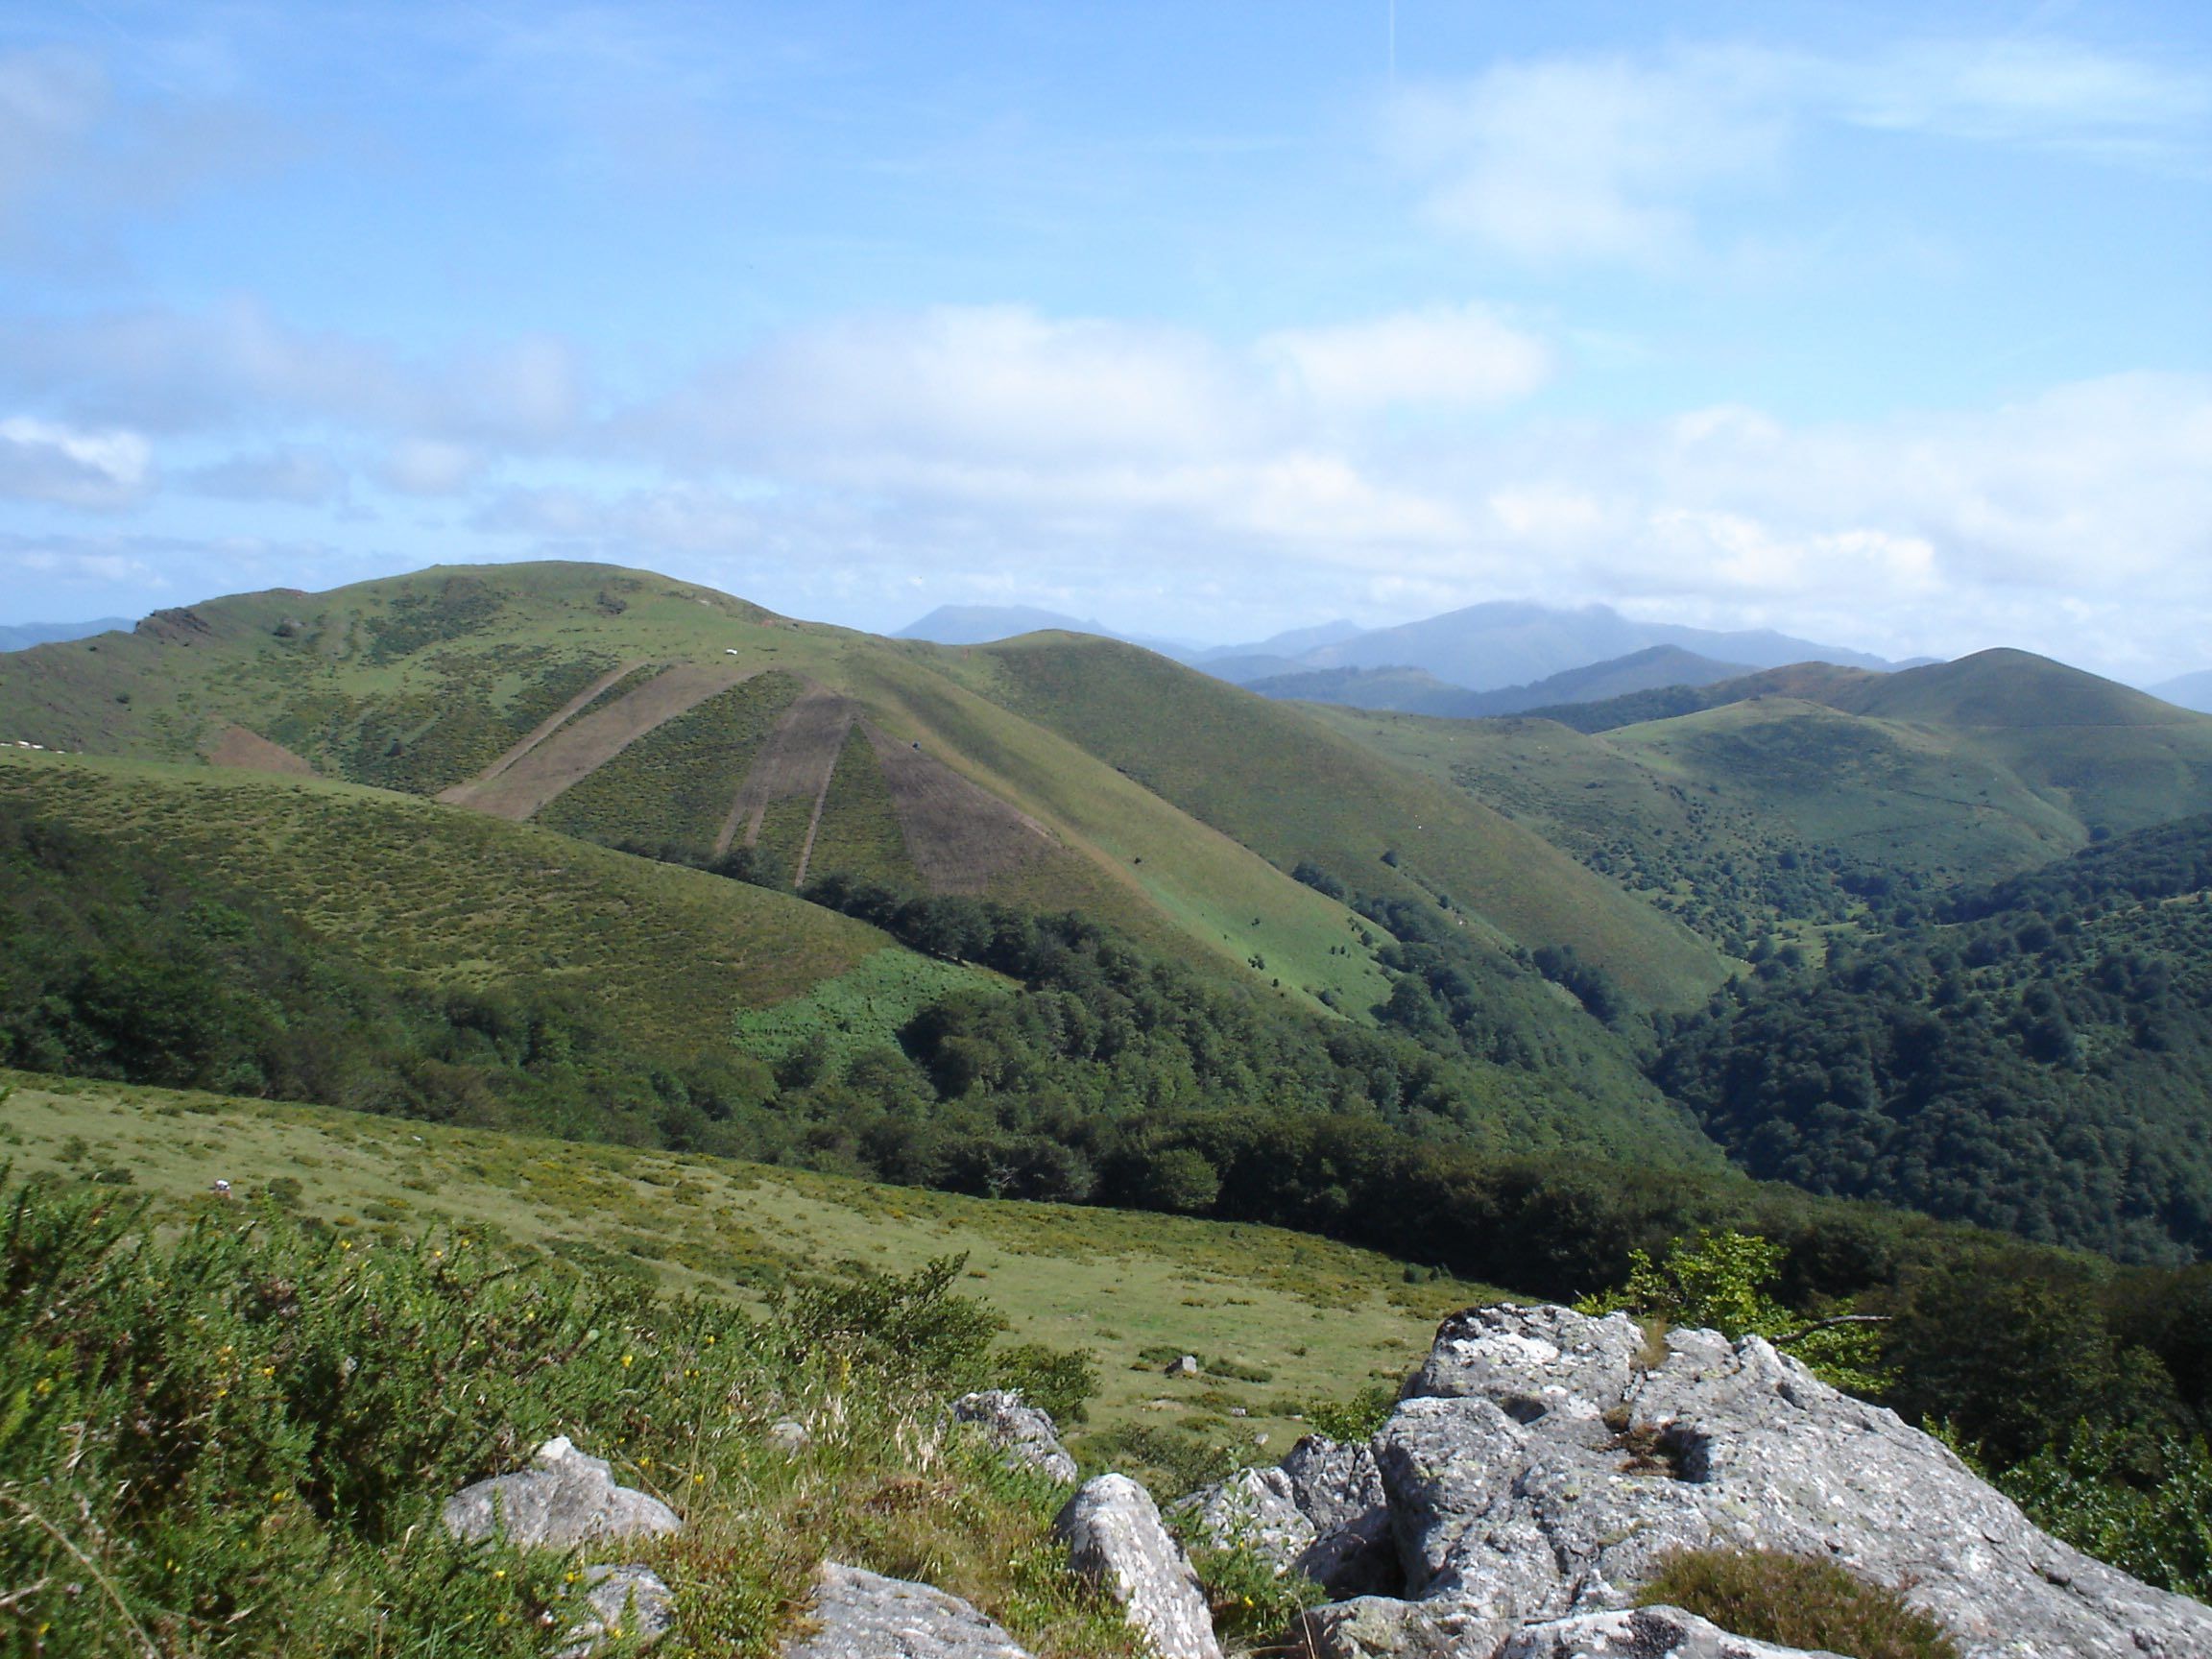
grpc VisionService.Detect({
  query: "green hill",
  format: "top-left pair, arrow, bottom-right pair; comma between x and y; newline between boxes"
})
946,634 -> 1727,1013
1309,652 -> 2212,960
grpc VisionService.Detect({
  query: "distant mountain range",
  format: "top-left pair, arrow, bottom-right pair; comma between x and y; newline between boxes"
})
1246,645 -> 1756,718
896,598 -> 1910,704
2154,671 -> 2212,714
0,617 -> 132,653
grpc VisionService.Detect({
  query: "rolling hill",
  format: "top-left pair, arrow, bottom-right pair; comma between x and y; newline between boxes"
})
1309,651 -> 2212,961
1247,645 -> 1755,719
1202,599 -> 1898,692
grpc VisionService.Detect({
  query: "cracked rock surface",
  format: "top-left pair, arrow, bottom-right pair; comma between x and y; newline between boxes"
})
950,1389 -> 1079,1484
1279,1304 -> 2212,1659
779,1561 -> 1034,1659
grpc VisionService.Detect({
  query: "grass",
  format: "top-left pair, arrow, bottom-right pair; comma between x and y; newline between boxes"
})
0,1068 -> 1481,1455
537,670 -> 805,856
1638,1547 -> 1960,1659
0,1164 -> 1145,1658
0,750 -> 925,1050
1309,695 -> 2092,957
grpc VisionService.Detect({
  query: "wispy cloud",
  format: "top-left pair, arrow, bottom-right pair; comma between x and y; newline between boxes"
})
1386,36 -> 2211,268
0,416 -> 150,508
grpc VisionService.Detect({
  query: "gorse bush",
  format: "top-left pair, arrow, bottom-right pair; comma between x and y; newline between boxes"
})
1637,1548 -> 1960,1659
0,1174 -> 1117,1657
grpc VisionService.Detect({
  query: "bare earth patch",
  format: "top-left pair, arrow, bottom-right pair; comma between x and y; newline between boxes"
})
718,685 -> 860,864
865,722 -> 1052,893
437,658 -> 644,800
441,662 -> 749,822
203,724 -> 318,776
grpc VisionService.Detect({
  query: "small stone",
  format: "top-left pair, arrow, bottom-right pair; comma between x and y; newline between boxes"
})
949,1390 -> 1078,1484
1167,1355 -> 1200,1377
442,1437 -> 681,1550
778,1561 -> 1033,1658
767,1419 -> 811,1455
553,1564 -> 675,1658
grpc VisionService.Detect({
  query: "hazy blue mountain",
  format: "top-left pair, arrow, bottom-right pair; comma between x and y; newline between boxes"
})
2153,670 -> 2212,713
1190,618 -> 1362,665
894,603 -> 1200,657
896,604 -> 1106,644
1248,644 -> 1756,717
0,617 -> 133,653
1278,601 -> 1897,692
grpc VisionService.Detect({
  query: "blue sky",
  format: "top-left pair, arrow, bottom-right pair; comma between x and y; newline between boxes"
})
0,1 -> 2206,680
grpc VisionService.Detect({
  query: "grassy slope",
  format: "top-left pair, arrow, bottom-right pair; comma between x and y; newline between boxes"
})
946,635 -> 1727,1011
0,1070 -> 1475,1452
1306,668 -> 2191,953
0,751 -> 963,1058
0,563 -> 1393,1018
1832,649 -> 2212,836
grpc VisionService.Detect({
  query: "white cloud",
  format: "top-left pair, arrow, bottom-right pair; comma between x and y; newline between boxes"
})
1259,305 -> 1553,414
1839,38 -> 2212,166
0,416 -> 151,508
1385,37 -> 2211,268
1385,50 -> 1788,265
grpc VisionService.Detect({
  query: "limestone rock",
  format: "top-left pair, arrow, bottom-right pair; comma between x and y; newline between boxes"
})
1495,1605 -> 1844,1658
1295,1594 -> 1507,1659
442,1436 -> 682,1550
1175,1437 -> 1398,1599
554,1564 -> 675,1658
779,1561 -> 1033,1659
1170,1465 -> 1315,1571
1307,1303 -> 2212,1659
1055,1473 -> 1223,1659
768,1418 -> 811,1455
1281,1435 -> 1400,1598
949,1390 -> 1078,1484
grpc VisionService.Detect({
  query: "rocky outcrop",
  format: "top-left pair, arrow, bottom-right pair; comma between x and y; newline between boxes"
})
442,1435 -> 682,1549
950,1390 -> 1079,1483
1495,1606 -> 1843,1658
1055,1473 -> 1223,1659
1173,1436 -> 1398,1599
1283,1304 -> 2212,1659
779,1561 -> 1034,1659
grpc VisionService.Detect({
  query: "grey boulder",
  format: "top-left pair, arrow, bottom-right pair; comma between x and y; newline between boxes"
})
442,1435 -> 682,1550
1320,1303 -> 2212,1659
949,1390 -> 1078,1484
1174,1436 -> 1398,1599
779,1561 -> 1033,1658
1494,1606 -> 1843,1658
1055,1473 -> 1223,1659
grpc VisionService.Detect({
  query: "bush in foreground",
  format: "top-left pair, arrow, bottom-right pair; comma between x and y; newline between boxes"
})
0,1174 -> 1120,1657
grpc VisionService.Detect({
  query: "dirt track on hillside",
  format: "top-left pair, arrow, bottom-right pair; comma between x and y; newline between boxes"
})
442,662 -> 750,821
864,722 -> 1050,893
716,685 -> 858,862
438,660 -> 643,802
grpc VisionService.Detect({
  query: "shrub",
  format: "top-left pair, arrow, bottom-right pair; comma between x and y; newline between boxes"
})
1637,1548 -> 1960,1659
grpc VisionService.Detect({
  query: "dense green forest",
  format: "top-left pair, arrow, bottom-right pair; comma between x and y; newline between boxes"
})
1658,815 -> 2212,1263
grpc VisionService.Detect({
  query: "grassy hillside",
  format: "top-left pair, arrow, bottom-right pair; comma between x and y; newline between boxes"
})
0,563 -> 1399,1018
0,750 -> 910,1051
1828,650 -> 2212,836
0,1070 -> 1469,1450
948,634 -> 1727,1013
1309,657 -> 2205,959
